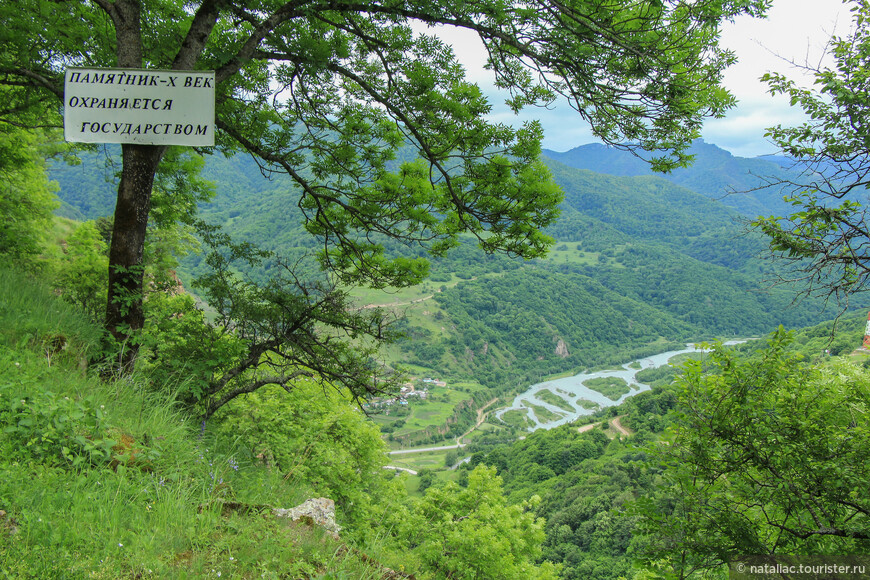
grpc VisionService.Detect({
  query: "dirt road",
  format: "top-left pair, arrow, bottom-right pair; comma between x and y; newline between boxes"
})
577,415 -> 632,436
611,416 -> 632,436
456,398 -> 499,444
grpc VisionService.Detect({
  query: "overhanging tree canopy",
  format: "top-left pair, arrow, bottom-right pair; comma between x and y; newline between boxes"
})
753,0 -> 870,303
636,331 -> 870,577
1,0 -> 767,372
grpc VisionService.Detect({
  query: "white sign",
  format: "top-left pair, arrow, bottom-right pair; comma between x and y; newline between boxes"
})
64,67 -> 215,146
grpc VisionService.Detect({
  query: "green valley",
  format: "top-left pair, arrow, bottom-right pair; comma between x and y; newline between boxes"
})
6,1 -> 870,575
9,137 -> 870,578
46,142 -> 862,452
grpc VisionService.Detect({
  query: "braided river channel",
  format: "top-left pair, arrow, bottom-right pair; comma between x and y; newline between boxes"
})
495,342 -> 738,431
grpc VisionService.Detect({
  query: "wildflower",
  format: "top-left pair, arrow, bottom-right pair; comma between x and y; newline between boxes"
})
118,543 -> 123,547
228,457 -> 239,471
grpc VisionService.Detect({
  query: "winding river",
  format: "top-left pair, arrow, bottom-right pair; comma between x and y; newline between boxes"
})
496,343 -> 716,431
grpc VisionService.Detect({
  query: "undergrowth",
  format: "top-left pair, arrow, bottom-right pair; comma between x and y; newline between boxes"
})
0,264 -> 390,579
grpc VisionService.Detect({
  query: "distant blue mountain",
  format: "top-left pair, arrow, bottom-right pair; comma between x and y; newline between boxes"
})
542,140 -> 800,217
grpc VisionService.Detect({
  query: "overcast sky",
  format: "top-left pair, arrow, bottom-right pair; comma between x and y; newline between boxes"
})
440,0 -> 851,158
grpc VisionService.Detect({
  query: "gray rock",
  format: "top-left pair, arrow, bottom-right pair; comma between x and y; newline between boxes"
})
274,497 -> 341,538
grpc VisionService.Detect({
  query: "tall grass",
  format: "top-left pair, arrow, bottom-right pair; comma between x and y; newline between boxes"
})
0,263 -> 103,358
0,265 -> 391,578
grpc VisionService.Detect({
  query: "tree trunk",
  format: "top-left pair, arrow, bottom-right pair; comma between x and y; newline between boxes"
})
101,0 -> 164,374
98,0 -> 216,373
105,143 -> 165,372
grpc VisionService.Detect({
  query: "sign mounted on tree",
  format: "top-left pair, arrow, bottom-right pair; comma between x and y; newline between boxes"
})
64,67 -> 214,146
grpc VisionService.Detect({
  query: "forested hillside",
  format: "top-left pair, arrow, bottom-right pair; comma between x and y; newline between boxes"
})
49,144 -> 850,397
543,139 -> 801,217
10,0 -> 870,578
458,314 -> 870,579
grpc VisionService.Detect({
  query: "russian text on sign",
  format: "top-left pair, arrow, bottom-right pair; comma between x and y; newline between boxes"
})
64,67 -> 214,146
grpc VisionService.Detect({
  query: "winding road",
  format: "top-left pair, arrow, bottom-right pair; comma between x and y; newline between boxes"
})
388,443 -> 465,455
577,415 -> 632,436
386,397 -> 498,456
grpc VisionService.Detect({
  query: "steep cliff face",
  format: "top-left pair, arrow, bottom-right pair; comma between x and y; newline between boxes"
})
555,338 -> 569,358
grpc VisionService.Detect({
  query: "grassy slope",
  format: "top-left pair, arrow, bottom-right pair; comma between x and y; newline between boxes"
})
0,266 -> 395,579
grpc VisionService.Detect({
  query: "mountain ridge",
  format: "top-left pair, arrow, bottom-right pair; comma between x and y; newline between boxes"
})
543,139 -> 798,217
46,140 -> 858,392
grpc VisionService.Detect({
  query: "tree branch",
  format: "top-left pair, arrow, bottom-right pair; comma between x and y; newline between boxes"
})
0,68 -> 63,100
172,0 -> 225,70
204,370 -> 313,419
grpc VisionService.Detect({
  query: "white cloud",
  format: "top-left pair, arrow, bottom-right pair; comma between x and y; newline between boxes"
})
704,95 -> 811,157
708,0 -> 848,156
432,0 -> 852,158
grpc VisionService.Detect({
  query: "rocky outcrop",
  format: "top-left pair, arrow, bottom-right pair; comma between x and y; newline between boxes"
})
274,497 -> 341,539
0,510 -> 18,537
555,337 -> 569,358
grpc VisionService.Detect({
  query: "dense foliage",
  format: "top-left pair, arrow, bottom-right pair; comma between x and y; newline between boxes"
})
0,262 -> 565,578
753,0 -> 870,303
0,125 -> 58,265
2,0 -> 767,372
637,331 -> 870,577
467,393 -> 673,579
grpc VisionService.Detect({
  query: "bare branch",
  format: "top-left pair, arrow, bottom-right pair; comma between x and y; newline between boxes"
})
203,370 -> 312,419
